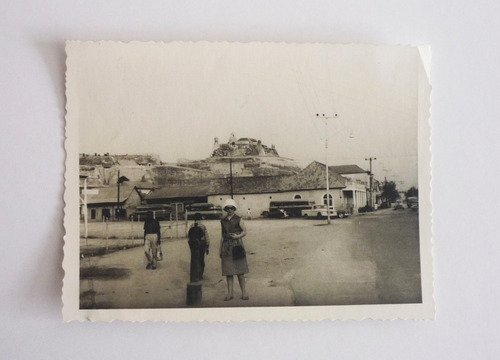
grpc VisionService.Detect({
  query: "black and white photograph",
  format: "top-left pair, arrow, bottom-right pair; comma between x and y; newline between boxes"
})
64,41 -> 433,321
6,0 -> 500,358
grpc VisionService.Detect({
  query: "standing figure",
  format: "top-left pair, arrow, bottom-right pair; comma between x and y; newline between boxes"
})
188,213 -> 210,283
219,199 -> 249,301
143,211 -> 161,270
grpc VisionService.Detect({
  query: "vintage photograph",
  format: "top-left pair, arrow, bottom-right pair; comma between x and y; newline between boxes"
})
63,41 -> 433,321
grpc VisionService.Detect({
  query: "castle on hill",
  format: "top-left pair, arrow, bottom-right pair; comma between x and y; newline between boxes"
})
211,133 -> 279,157
79,134 -> 300,188
79,134 -> 374,221
177,133 -> 300,177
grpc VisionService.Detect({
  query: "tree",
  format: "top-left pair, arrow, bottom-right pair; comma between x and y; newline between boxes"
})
381,181 -> 399,205
405,187 -> 418,199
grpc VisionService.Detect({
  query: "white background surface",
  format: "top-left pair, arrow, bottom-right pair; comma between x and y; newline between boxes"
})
1,1 -> 499,359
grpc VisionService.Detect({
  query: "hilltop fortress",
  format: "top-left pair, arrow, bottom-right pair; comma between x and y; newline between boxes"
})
177,134 -> 300,177
79,134 -> 300,187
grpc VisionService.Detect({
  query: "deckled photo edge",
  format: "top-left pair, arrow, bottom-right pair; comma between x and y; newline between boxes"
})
62,41 -> 434,322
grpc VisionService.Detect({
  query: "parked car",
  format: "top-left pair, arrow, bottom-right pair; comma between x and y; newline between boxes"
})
261,208 -> 289,219
186,203 -> 223,220
394,199 -> 405,210
301,204 -> 349,219
336,208 -> 350,218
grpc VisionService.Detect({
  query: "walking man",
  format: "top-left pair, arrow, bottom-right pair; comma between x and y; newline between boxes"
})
144,211 -> 161,270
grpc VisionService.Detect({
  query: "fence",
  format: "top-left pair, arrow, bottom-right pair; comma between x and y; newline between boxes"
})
80,217 -> 189,240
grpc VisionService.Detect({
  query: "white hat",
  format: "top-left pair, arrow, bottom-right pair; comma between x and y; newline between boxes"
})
223,199 -> 237,210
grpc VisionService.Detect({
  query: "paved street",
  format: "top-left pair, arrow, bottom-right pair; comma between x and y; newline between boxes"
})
80,208 -> 421,309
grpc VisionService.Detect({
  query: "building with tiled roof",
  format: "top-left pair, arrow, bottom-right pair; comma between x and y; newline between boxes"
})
81,183 -> 142,221
326,162 -> 380,211
138,159 -> 372,218
206,161 -> 368,217
328,164 -> 368,175
145,182 -> 211,205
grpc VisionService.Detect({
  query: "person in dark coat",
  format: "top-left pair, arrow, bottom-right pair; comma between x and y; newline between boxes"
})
188,213 -> 210,283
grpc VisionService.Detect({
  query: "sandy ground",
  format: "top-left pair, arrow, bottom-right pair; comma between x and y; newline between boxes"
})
80,208 -> 421,309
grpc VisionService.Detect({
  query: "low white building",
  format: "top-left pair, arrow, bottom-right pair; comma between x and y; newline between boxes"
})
207,161 -> 359,218
140,161 -> 370,219
329,164 -> 372,212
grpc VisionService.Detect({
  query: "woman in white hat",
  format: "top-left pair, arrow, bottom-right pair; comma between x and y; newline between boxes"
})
219,199 -> 249,301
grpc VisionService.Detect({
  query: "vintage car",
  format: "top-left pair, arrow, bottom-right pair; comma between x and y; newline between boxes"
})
261,208 -> 289,219
394,199 -> 405,210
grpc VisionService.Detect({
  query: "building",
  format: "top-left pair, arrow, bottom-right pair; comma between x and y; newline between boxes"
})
81,184 -> 142,221
329,163 -> 372,213
204,161 -> 354,218
139,160 -> 373,219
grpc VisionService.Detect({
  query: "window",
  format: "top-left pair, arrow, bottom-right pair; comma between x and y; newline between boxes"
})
90,209 -> 96,220
293,194 -> 302,199
323,193 -> 333,206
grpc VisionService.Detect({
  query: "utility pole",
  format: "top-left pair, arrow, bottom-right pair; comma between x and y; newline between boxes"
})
316,113 -> 338,225
223,149 -> 234,199
84,177 -> 88,238
229,157 -> 234,199
116,170 -> 129,221
80,174 -> 88,238
117,170 -> 120,221
365,157 -> 377,208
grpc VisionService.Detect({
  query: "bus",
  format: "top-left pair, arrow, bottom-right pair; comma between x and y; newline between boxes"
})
130,204 -> 172,221
186,203 -> 223,220
268,200 -> 314,217
407,197 -> 418,210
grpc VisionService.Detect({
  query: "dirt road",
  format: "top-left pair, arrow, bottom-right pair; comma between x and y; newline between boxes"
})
80,209 -> 421,308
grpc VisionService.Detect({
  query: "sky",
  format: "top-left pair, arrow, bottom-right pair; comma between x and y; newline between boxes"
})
69,42 -> 424,189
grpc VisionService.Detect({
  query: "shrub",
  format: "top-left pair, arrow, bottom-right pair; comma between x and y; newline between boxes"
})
359,205 -> 375,213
